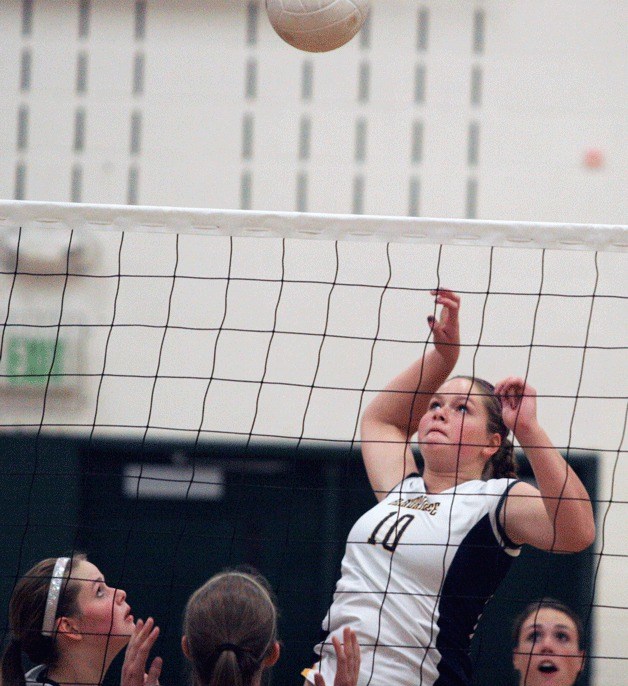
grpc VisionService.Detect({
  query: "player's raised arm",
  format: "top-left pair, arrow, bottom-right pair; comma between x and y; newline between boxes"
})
360,289 -> 460,499
497,377 -> 595,553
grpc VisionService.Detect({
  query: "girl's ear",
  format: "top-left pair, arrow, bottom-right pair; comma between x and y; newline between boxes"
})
181,635 -> 191,660
481,432 -> 501,460
56,616 -> 82,642
262,641 -> 281,668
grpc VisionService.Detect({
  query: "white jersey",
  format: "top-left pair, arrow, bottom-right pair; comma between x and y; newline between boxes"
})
308,475 -> 521,686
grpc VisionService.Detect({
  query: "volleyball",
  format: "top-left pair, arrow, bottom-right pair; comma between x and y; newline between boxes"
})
265,0 -> 370,53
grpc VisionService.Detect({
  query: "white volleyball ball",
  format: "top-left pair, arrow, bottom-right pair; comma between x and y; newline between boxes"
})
265,0 -> 370,53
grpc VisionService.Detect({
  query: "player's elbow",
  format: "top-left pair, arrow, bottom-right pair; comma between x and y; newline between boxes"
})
576,520 -> 596,552
560,520 -> 596,553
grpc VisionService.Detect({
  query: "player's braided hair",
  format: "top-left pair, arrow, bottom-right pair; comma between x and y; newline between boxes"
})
454,376 -> 518,480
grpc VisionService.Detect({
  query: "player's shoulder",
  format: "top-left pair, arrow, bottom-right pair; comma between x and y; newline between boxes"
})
478,476 -> 522,497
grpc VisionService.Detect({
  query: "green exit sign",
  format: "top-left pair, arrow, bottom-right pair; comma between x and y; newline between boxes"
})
5,336 -> 65,386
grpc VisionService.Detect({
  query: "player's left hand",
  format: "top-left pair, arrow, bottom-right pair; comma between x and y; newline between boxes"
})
494,377 -> 538,434
428,288 -> 460,365
121,617 -> 162,686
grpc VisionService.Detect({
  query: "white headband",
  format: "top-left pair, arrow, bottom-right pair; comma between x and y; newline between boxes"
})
41,557 -> 71,637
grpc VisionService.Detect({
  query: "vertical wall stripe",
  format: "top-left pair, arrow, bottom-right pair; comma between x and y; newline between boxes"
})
242,113 -> 254,160
473,9 -> 485,54
17,106 -> 28,150
78,0 -> 91,39
411,119 -> 424,164
352,175 -> 365,214
301,61 -> 313,101
296,172 -> 308,212
408,176 -> 421,216
359,11 -> 371,49
128,166 -> 139,204
417,7 -> 429,51
22,0 -> 33,37
133,53 -> 145,95
245,59 -> 257,99
74,108 -> 86,151
130,111 -> 142,155
468,121 -> 479,166
135,1 -> 147,41
466,177 -> 478,218
354,118 -> 367,163
358,61 -> 370,102
241,170 -> 252,209
299,116 -> 311,161
414,64 -> 426,104
71,165 -> 83,203
470,65 -> 483,106
15,163 -> 26,200
76,52 -> 88,94
20,50 -> 31,92
246,1 -> 258,45
130,3 -> 146,205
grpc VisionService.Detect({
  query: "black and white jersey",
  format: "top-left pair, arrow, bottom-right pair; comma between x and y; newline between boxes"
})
307,475 -> 521,686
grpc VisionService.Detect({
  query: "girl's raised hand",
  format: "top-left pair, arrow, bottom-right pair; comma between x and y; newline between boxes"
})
428,289 -> 460,363
494,377 -> 538,435
121,618 -> 162,686
314,627 -> 361,686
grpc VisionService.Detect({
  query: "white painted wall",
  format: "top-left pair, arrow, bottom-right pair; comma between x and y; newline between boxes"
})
0,0 -> 626,682
0,1 -> 625,222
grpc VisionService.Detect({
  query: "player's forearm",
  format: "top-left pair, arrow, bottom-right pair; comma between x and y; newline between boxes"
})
363,347 -> 457,436
518,422 -> 595,552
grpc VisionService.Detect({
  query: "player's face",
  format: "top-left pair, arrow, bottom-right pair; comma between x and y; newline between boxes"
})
417,377 -> 500,470
70,560 -> 134,650
513,608 -> 584,686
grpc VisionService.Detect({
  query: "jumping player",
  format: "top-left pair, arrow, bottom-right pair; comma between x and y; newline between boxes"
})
304,289 -> 595,686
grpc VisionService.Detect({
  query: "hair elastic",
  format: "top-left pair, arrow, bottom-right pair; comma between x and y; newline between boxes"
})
41,557 -> 71,637
216,642 -> 243,658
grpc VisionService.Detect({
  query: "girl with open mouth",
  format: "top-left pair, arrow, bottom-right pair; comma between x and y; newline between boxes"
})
513,598 -> 586,686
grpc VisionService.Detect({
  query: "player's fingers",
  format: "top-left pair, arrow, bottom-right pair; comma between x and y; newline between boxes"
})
344,629 -> 360,676
314,674 -> 326,686
145,656 -> 163,686
332,634 -> 346,664
431,288 -> 460,303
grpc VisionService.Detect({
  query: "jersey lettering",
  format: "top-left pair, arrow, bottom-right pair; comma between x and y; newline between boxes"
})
368,512 -> 415,552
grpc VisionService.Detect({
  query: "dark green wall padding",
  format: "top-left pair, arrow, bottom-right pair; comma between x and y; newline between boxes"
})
0,435 -> 596,685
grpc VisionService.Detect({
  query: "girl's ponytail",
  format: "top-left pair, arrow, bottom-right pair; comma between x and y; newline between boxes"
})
1,638 -> 26,686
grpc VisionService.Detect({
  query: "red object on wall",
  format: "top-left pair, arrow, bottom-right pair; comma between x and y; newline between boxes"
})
583,148 -> 605,169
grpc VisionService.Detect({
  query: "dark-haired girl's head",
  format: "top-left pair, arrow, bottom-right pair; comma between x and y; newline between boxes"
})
1,555 -> 134,686
513,599 -> 585,686
418,376 -> 518,481
182,570 -> 279,686
1,555 -> 86,683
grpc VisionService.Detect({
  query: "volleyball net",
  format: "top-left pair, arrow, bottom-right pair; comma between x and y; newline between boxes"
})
0,201 -> 625,683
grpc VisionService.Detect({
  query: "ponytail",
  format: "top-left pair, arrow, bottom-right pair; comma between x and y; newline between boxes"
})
1,639 -> 26,686
184,570 -> 278,686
